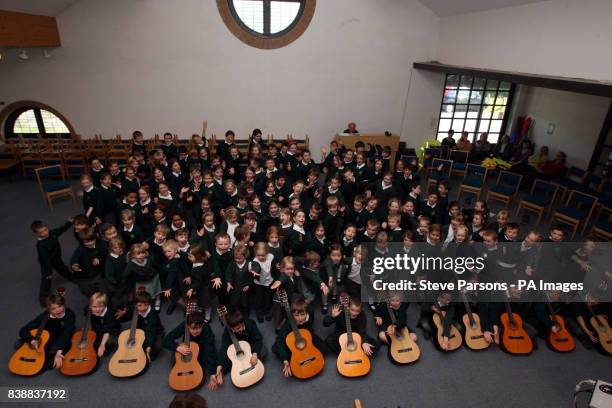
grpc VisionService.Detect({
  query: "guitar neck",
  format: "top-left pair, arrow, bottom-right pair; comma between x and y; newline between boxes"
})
81,310 -> 92,343
504,301 -> 516,326
183,320 -> 191,345
385,303 -> 397,325
344,308 -> 354,344
283,303 -> 304,342
35,314 -> 49,342
461,292 -> 476,326
128,307 -> 139,343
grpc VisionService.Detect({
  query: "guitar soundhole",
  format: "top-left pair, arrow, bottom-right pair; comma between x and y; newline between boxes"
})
177,370 -> 195,376
235,351 -> 245,359
344,359 -> 363,365
181,355 -> 192,363
346,342 -> 356,352
118,359 -> 138,363
127,340 -> 136,348
397,348 -> 412,353
299,357 -> 316,366
19,357 -> 36,363
295,339 -> 306,350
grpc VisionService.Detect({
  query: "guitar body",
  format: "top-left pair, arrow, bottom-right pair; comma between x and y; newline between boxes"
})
590,315 -> 612,355
462,314 -> 490,351
337,333 -> 370,377
500,312 -> 533,355
432,313 -> 462,351
286,329 -> 324,379
227,341 -> 264,388
387,327 -> 420,365
168,342 -> 204,391
60,329 -> 97,376
8,330 -> 50,376
108,328 -> 147,377
547,315 -> 575,353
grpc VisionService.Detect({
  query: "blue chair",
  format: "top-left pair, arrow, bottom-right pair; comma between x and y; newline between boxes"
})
423,147 -> 441,174
576,172 -> 603,196
63,151 -> 88,177
552,166 -> 585,200
399,155 -> 419,171
551,190 -> 598,239
516,179 -> 558,224
35,165 -> 75,210
487,171 -> 522,208
427,158 -> 453,190
439,145 -> 450,159
458,164 -> 487,201
450,150 -> 469,177
590,215 -> 612,241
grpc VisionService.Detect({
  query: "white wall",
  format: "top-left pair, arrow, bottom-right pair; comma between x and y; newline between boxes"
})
508,86 -> 610,168
0,0 -> 439,153
437,0 -> 612,81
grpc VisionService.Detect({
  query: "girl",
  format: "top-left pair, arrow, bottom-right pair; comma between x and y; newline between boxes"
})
220,207 -> 240,247
137,186 -> 155,235
124,243 -> 162,311
306,221 -> 328,261
161,240 -> 190,315
266,225 -> 284,261
285,209 -> 307,257
104,238 -> 127,306
251,242 -> 277,323
18,292 -> 76,370
156,182 -> 177,212
186,244 -> 213,322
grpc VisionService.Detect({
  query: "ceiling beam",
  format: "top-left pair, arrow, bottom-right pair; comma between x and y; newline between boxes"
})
413,61 -> 612,98
0,10 -> 61,47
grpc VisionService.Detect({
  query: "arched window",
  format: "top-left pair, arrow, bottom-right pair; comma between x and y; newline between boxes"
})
1,103 -> 73,140
218,0 -> 316,49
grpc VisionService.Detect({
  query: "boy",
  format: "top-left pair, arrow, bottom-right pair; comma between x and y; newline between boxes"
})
374,293 -> 418,346
346,195 -> 368,232
117,291 -> 165,362
322,196 -> 344,243
81,174 -> 101,224
220,310 -> 265,374
88,292 -> 120,357
104,238 -> 127,305
272,295 -> 326,377
340,224 -> 357,257
98,173 -> 119,224
420,189 -> 442,225
163,310 -> 223,391
161,240 -> 190,315
120,209 -> 145,249
225,245 -> 253,316
31,219 -> 74,305
323,296 -> 377,357
210,233 -> 233,304
70,228 -> 107,297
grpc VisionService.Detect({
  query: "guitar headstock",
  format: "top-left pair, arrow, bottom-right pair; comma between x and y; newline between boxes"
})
340,293 -> 350,308
216,304 -> 228,318
55,287 -> 66,297
276,288 -> 288,305
185,300 -> 198,316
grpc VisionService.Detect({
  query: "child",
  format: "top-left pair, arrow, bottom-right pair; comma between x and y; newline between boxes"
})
120,209 -> 145,249
124,243 -> 162,311
163,310 -> 223,391
285,209 -> 307,257
80,174 -> 101,224
104,238 -> 127,305
360,219 -> 379,244
343,245 -> 365,299
298,250 -> 328,305
146,224 -> 170,266
488,210 -> 509,234
88,292 -> 120,357
272,295 -> 326,377
220,310 -> 265,374
18,292 -> 75,369
346,195 -> 368,232
71,214 -> 90,245
30,219 -> 74,305
265,225 -> 285,261
161,240 -> 190,315
374,293 -> 418,346
118,291 -> 165,362
340,224 -> 357,257
251,242 -> 277,323
306,221 -> 328,261
421,189 -> 442,225
470,211 -> 486,242
89,158 -> 105,187
323,296 -> 377,357
322,196 -> 344,242
386,214 -> 403,242
210,233 -> 233,305
98,173 -> 119,225
70,228 -> 107,297
186,245 -> 213,322
322,245 -> 346,312
225,245 -> 253,316
219,208 -> 240,247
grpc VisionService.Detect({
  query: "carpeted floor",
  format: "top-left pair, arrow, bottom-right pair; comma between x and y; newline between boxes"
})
0,177 -> 609,408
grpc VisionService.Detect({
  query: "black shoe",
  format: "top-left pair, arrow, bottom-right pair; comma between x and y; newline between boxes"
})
321,305 -> 328,314
257,315 -> 264,323
166,303 -> 176,315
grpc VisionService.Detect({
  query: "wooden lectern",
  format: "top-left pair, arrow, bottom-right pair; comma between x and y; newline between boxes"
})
334,134 -> 401,171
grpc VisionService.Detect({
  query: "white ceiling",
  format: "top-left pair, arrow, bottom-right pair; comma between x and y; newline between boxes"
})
0,0 -> 79,16
420,0 -> 547,17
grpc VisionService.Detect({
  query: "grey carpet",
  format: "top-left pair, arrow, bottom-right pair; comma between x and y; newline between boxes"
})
0,177 -> 609,408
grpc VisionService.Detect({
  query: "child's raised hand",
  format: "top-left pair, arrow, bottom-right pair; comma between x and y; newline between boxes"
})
211,277 -> 222,289
162,289 -> 172,298
197,228 -> 204,237
331,304 -> 341,318
226,283 -> 233,293
270,280 -> 281,290
92,258 -> 100,266
249,269 -> 260,277
374,316 -> 383,326
142,207 -> 149,214
71,264 -> 82,272
183,277 -> 191,285
186,289 -> 194,298
114,308 -> 127,319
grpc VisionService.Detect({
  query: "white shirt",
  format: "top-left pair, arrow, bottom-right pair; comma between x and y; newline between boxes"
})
293,224 -> 305,235
252,254 -> 274,286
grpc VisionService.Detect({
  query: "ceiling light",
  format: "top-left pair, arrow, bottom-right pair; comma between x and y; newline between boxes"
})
18,50 -> 29,60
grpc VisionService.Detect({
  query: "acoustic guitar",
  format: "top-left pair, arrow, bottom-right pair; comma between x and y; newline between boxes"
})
8,314 -> 49,376
432,307 -> 462,351
337,294 -> 370,377
586,303 -> 612,355
60,309 -> 97,376
168,301 -> 204,391
384,302 -> 420,364
217,305 -> 264,388
461,293 -> 489,351
276,289 -> 324,379
108,305 -> 147,378
545,297 -> 575,353
500,300 -> 533,355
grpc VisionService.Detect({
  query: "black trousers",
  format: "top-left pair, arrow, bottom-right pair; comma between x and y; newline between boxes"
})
148,331 -> 165,362
73,275 -> 108,298
253,284 -> 273,318
39,257 -> 73,298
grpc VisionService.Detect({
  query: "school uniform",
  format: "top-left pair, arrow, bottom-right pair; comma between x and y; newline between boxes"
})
19,309 -> 76,366
322,211 -> 344,243
70,241 -> 108,297
190,261 -> 214,310
162,255 -> 190,310
323,310 -> 378,355
120,305 -> 165,360
82,186 -> 101,222
374,302 -> 412,334
210,249 -> 233,304
220,319 -> 266,373
305,234 -> 328,261
121,224 -> 145,249
124,256 -> 161,298
346,208 -> 368,232
284,224 -> 307,257
163,322 -> 219,375
272,312 -> 326,363
35,222 -> 73,300
251,254 -> 277,320
225,261 -> 254,315
88,306 -> 120,353
98,185 -> 119,224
